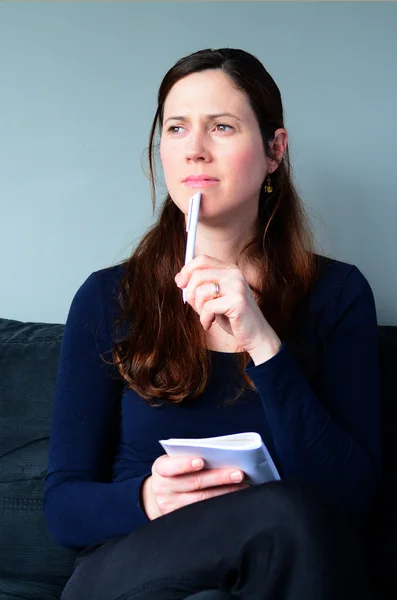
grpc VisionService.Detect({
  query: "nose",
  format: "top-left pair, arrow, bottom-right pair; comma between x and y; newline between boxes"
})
185,131 -> 211,163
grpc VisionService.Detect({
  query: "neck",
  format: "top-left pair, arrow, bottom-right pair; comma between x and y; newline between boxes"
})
191,210 -> 257,268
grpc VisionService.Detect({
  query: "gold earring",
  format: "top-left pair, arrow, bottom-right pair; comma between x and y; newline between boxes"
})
264,175 -> 273,194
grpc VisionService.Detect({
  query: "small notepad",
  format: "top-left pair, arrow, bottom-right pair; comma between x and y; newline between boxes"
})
159,431 -> 280,485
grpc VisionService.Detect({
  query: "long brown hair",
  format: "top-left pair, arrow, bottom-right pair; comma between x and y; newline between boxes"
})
109,48 -> 318,406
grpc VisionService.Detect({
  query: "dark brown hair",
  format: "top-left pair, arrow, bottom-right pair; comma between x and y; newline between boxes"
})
109,48 -> 318,406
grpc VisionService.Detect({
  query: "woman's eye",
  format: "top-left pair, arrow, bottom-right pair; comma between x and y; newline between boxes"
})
215,123 -> 233,132
168,126 -> 184,134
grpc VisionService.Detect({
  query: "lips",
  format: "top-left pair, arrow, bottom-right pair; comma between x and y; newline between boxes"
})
183,175 -> 219,183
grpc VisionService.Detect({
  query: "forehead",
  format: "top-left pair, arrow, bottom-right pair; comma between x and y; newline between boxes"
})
163,69 -> 251,117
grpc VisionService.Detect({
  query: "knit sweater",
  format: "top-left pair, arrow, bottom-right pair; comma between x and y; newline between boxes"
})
43,256 -> 381,550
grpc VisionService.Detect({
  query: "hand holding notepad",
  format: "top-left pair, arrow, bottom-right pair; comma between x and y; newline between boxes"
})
159,432 -> 280,485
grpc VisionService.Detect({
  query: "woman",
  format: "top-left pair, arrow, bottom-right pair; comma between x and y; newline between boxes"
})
44,48 -> 380,599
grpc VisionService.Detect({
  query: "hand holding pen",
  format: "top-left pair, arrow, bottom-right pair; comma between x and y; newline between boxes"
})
176,192 -> 281,365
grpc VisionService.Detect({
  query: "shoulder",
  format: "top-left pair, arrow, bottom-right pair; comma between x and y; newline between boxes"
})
315,253 -> 362,284
68,261 -> 128,336
309,254 -> 377,332
91,261 -> 128,302
314,254 -> 373,299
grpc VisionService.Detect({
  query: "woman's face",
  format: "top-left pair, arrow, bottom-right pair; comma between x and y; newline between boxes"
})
159,69 -> 271,224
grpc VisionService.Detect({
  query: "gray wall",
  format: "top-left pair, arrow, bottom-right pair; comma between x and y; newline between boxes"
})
1,1 -> 396,324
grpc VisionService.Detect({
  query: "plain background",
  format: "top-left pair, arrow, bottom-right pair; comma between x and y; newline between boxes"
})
0,1 -> 396,324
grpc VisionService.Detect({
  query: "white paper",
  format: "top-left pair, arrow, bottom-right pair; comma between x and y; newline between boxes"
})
159,432 -> 280,485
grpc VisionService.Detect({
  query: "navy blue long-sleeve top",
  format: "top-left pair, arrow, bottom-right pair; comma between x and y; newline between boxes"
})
43,256 -> 381,550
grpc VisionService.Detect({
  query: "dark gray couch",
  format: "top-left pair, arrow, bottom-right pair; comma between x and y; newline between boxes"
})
0,317 -> 396,599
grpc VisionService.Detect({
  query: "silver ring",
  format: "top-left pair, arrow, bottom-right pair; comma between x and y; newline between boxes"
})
213,282 -> 220,299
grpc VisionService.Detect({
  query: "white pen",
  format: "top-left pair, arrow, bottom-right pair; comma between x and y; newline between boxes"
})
182,192 -> 201,303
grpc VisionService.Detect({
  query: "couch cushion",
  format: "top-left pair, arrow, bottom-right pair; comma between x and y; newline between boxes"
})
0,318 -> 78,586
0,578 -> 63,600
364,325 -> 397,598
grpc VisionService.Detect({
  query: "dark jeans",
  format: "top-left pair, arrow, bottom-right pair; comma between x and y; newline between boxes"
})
60,481 -> 373,600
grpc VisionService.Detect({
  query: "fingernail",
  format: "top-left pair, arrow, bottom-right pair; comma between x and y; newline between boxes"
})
230,471 -> 243,482
191,459 -> 203,468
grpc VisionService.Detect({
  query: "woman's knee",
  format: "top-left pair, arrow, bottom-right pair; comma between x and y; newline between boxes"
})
237,479 -> 348,534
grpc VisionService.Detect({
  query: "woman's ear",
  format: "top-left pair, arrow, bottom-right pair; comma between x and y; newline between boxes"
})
268,128 -> 288,173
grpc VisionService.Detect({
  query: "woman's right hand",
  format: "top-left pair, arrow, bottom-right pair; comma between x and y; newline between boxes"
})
141,454 -> 249,520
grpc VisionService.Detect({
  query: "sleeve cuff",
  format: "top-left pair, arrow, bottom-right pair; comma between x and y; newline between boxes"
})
244,341 -> 288,372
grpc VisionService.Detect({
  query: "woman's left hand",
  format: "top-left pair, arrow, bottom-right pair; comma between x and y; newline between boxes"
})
175,255 -> 282,365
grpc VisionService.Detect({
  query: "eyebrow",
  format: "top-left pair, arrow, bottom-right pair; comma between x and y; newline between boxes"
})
164,112 -> 241,126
